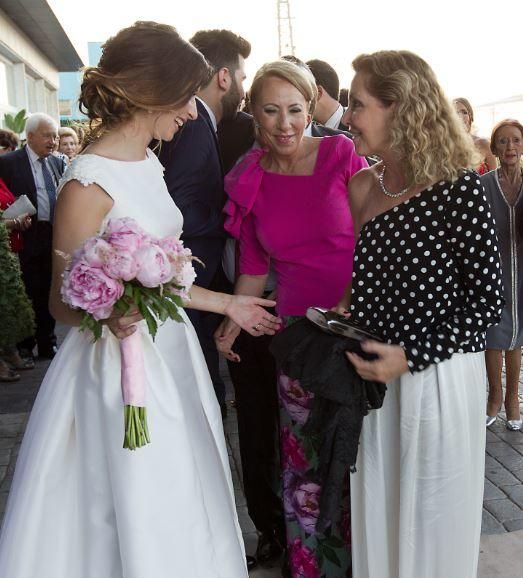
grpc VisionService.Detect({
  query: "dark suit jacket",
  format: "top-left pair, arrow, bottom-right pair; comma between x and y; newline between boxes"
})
218,111 -> 256,174
0,146 -> 66,258
159,99 -> 226,288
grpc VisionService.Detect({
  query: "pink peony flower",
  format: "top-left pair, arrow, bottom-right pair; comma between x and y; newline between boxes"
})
81,237 -> 113,268
102,249 -> 138,281
103,217 -> 151,253
134,244 -> 173,287
176,260 -> 196,290
62,259 -> 124,320
279,375 -> 314,425
288,537 -> 320,578
159,236 -> 185,261
281,426 -> 309,473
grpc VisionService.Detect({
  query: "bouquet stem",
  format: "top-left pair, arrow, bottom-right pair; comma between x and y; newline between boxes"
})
124,405 -> 150,450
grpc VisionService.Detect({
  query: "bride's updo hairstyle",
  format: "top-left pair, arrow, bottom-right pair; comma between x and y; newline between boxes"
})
79,21 -> 211,140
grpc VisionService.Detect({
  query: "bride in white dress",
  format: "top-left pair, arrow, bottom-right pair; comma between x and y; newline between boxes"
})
0,22 -> 280,578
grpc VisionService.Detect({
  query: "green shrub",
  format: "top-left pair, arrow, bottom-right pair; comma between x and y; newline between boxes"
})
0,218 -> 35,347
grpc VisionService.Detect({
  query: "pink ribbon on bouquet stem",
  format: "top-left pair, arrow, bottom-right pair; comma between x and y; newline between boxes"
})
120,329 -> 147,407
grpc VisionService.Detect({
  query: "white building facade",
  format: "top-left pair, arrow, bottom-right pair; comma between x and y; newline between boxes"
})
0,0 -> 82,127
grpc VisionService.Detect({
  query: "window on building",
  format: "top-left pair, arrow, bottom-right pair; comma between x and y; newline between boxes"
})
25,74 -> 37,113
0,59 -> 15,107
45,86 -> 58,117
59,99 -> 72,117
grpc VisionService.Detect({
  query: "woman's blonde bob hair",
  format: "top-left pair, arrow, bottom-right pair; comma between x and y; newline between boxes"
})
353,50 -> 479,185
249,60 -> 318,116
58,126 -> 79,144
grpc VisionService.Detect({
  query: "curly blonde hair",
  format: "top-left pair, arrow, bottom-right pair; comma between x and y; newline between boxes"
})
79,21 -> 211,141
353,51 -> 479,185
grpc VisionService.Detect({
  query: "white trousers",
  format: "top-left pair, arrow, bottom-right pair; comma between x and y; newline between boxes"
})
351,352 -> 486,578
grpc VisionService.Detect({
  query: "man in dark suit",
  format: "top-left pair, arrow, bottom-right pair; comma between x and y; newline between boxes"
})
0,113 -> 66,359
306,59 -> 351,132
158,30 -> 251,418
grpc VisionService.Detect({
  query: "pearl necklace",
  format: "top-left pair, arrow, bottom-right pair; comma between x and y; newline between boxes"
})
378,165 -> 409,198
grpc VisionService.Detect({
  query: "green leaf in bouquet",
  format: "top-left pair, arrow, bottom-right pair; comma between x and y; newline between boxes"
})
143,290 -> 171,323
162,297 -> 179,319
168,294 -> 186,308
145,288 -> 164,308
80,313 -> 103,341
137,300 -> 158,339
157,307 -> 169,323
132,285 -> 143,308
114,297 -> 131,315
164,294 -> 186,320
170,310 -> 185,324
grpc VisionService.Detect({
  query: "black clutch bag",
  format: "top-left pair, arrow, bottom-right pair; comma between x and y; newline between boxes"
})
305,307 -> 382,342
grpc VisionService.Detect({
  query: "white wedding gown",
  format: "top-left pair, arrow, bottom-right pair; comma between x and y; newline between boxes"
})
0,151 -> 248,578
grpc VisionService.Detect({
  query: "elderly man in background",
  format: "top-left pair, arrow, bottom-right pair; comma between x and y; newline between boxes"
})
0,112 -> 66,360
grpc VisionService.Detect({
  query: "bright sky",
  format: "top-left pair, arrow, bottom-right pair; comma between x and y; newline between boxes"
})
49,0 -> 522,118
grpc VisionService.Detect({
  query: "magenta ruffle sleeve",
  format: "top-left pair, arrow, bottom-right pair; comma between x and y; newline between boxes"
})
223,148 -> 266,240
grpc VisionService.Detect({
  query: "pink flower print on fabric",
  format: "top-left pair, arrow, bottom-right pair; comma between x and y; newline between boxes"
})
279,374 -> 314,425
284,471 -> 321,535
288,537 -> 321,578
281,426 -> 309,473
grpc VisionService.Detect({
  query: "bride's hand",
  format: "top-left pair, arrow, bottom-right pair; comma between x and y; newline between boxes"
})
104,305 -> 143,339
223,295 -> 281,337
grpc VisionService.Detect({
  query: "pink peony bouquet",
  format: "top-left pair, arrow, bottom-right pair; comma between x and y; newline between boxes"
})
61,217 -> 197,450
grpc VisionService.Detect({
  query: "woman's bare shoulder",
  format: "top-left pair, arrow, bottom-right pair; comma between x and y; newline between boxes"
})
349,163 -> 380,193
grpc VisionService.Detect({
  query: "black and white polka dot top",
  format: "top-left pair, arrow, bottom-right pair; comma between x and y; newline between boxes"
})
350,170 -> 504,373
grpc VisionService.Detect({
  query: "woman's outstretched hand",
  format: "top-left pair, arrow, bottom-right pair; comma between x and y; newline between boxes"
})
223,295 -> 281,337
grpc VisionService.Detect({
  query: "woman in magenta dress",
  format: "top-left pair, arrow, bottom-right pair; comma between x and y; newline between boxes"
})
216,60 -> 367,577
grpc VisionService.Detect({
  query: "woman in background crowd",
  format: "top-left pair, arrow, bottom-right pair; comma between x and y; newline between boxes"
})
482,119 -> 523,431
0,129 -> 18,154
57,127 -> 79,162
341,51 -> 503,578
454,97 -> 496,174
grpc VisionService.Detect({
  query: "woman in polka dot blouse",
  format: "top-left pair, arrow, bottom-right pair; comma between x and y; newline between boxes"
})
338,51 -> 504,578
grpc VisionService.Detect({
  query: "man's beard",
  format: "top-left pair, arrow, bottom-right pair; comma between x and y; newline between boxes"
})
221,78 -> 242,122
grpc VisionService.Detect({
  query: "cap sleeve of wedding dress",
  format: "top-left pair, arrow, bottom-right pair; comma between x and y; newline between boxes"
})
0,149 -> 248,578
58,149 -> 183,239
